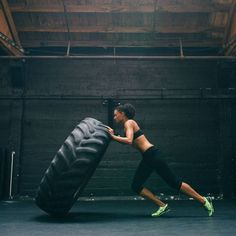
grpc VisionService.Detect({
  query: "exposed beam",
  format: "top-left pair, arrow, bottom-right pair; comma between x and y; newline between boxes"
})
225,31 -> 236,57
0,32 -> 23,56
9,3 -> 231,14
223,0 -> 236,55
16,26 -> 224,34
1,0 -> 22,47
0,55 -> 235,60
0,40 -> 22,55
61,0 -> 71,56
224,0 -> 236,43
19,39 -> 222,48
0,3 -> 23,56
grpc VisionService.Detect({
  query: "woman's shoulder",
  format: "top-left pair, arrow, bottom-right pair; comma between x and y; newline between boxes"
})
126,119 -> 136,124
126,119 -> 140,129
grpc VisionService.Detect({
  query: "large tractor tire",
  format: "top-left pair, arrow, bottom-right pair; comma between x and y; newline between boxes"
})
35,117 -> 111,216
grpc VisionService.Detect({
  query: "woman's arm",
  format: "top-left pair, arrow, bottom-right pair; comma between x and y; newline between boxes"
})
107,122 -> 133,145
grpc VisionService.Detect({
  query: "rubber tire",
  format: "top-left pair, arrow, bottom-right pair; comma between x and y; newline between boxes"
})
35,117 -> 111,216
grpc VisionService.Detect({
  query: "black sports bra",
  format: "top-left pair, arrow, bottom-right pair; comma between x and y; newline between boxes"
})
133,129 -> 144,140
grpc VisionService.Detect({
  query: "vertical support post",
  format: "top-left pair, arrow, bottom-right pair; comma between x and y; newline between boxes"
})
9,151 -> 15,199
113,47 -> 116,64
103,99 -> 120,128
107,99 -> 114,128
179,38 -> 184,58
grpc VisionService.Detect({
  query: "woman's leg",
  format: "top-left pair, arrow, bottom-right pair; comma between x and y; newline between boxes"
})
131,157 -> 166,207
150,151 -> 209,205
180,182 -> 214,216
180,182 -> 205,204
150,150 -> 204,204
140,187 -> 165,207
147,149 -> 214,215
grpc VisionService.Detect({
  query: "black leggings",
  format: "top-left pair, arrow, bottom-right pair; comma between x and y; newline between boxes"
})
131,146 -> 182,194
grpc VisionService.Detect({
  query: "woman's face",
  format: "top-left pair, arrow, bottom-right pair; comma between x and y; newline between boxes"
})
113,109 -> 125,123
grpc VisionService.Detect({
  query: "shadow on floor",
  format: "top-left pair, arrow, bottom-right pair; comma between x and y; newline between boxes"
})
32,211 -> 208,223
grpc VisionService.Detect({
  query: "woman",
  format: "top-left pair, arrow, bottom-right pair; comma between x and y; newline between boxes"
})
107,103 -> 214,217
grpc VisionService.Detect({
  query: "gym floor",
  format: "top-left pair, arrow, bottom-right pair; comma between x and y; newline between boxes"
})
0,199 -> 236,236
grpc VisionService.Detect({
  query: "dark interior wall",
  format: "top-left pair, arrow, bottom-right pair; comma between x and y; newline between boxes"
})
0,58 -> 235,198
233,103 -> 236,196
0,101 -> 11,148
0,62 -> 11,148
26,59 -> 219,96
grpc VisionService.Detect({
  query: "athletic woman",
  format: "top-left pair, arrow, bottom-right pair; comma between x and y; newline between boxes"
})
107,103 -> 214,217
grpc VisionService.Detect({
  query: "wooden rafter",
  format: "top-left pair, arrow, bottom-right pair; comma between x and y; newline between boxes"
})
9,2 -> 230,14
4,1 -> 233,51
1,0 -> 21,46
16,25 -> 224,34
0,0 -> 23,55
223,0 -> 236,55
19,39 -> 222,48
61,0 -> 71,56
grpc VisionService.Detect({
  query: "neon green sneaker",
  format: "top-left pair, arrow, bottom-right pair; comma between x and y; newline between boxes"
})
151,204 -> 170,217
203,197 -> 214,216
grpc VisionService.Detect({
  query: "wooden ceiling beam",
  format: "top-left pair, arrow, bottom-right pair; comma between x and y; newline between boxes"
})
20,39 -> 222,48
1,0 -> 22,47
10,3 -> 230,14
0,1 -> 23,56
0,34 -> 24,56
16,26 -> 224,34
223,0 -> 236,55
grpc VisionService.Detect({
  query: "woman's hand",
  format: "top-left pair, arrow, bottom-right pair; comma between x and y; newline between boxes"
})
107,127 -> 115,138
105,122 -> 133,145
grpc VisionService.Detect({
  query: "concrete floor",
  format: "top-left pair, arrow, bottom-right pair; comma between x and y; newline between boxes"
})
0,199 -> 236,236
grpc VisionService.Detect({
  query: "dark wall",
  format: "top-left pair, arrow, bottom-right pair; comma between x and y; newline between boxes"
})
0,62 -> 11,148
0,58 -> 235,198
26,59 -> 219,95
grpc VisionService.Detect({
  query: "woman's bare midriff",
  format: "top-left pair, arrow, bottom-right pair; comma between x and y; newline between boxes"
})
132,135 -> 154,153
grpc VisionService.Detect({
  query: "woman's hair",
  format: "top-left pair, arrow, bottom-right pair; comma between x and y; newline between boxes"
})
115,103 -> 136,119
